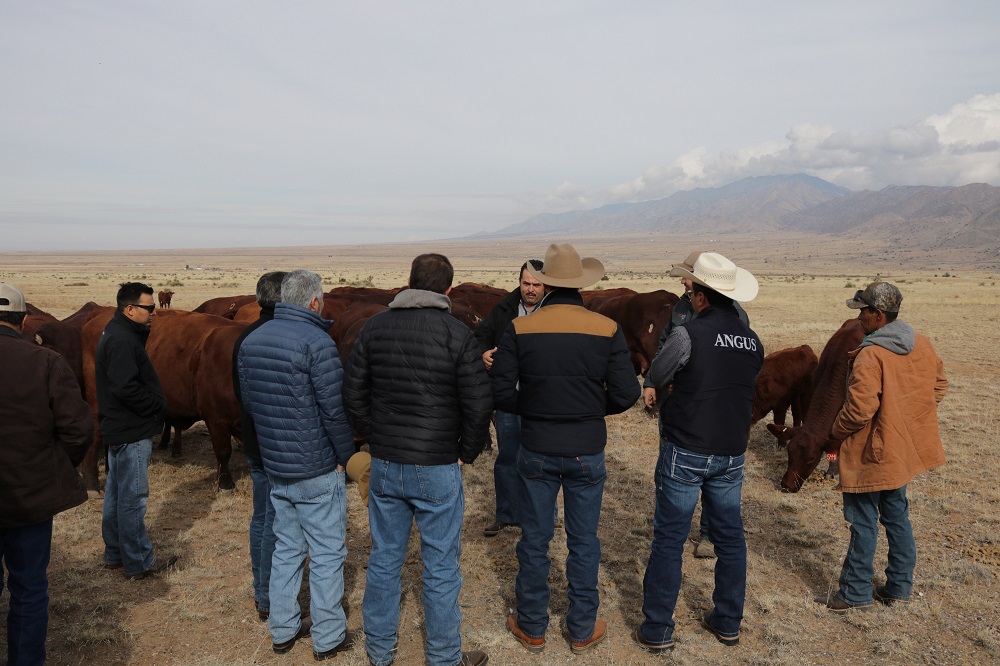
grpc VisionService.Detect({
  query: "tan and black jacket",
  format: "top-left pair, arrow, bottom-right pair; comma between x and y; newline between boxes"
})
490,288 -> 640,456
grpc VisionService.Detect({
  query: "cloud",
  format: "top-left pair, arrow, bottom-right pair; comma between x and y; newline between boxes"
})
569,92 -> 1000,207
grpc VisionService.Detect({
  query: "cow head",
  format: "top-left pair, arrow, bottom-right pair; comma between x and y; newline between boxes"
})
767,423 -> 827,493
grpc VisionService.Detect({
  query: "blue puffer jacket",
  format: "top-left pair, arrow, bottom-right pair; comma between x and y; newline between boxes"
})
238,302 -> 354,479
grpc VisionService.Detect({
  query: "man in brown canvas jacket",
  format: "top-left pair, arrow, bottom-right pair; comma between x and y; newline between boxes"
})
825,281 -> 948,612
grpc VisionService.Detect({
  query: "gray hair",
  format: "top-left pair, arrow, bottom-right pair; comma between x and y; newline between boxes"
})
280,270 -> 323,309
256,271 -> 287,308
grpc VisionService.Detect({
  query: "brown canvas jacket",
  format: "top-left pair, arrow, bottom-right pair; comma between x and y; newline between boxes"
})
832,327 -> 948,493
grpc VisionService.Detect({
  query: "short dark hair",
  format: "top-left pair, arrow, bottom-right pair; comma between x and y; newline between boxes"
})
866,305 -> 898,323
0,311 -> 26,327
256,271 -> 287,308
519,259 -> 544,282
691,282 -> 734,309
409,254 -> 454,294
116,282 -> 154,311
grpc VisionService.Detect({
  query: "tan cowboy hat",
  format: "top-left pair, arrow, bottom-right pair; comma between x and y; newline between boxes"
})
668,252 -> 759,302
526,243 -> 605,289
345,451 -> 371,507
669,250 -> 705,274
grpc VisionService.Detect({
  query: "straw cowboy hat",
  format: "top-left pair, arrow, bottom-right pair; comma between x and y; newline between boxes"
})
526,243 -> 605,289
668,252 -> 759,302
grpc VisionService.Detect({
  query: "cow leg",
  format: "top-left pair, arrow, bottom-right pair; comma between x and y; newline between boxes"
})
171,427 -> 183,458
207,422 -> 235,492
158,422 -> 171,450
79,415 -> 104,496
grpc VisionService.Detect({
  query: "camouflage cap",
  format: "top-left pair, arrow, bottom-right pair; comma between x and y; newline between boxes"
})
846,281 -> 902,313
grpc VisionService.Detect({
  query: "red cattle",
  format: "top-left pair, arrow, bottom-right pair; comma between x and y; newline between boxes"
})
328,285 -> 401,305
330,302 -> 388,347
449,283 -> 507,321
751,345 -> 818,427
81,310 -> 245,491
767,319 -> 864,492
158,289 -> 174,308
192,294 -> 257,319
21,302 -> 59,342
587,290 -> 679,375
33,302 -> 108,389
581,287 -> 637,308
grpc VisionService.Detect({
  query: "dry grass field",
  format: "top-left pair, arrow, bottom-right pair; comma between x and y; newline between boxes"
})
1,232 -> 998,665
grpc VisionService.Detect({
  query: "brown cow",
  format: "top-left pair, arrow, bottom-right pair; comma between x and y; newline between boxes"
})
192,294 -> 257,319
767,319 -> 865,492
81,310 -> 245,491
449,282 -> 507,321
587,290 -> 679,375
33,302 -> 108,390
158,289 -> 174,308
751,345 -> 818,427
330,302 -> 388,347
20,302 -> 59,342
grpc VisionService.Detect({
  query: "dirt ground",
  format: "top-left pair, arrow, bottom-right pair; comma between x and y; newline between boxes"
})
1,233 -> 998,665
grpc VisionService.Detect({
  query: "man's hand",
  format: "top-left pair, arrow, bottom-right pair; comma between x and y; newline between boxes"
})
642,387 -> 657,410
482,347 -> 497,370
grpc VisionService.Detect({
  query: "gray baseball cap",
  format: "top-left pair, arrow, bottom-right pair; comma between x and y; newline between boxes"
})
846,281 -> 902,313
0,283 -> 26,313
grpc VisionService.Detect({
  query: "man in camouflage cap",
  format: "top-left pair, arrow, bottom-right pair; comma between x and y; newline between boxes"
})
824,281 -> 948,613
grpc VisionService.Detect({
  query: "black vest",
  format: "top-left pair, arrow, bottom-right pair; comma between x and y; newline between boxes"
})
661,306 -> 763,456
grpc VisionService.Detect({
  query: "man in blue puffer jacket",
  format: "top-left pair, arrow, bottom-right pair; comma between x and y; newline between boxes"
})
238,269 -> 359,660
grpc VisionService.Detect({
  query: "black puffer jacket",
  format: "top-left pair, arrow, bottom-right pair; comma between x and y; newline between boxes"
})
344,289 -> 493,465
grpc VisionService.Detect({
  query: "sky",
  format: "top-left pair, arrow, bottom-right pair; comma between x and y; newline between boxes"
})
2,1 -> 999,251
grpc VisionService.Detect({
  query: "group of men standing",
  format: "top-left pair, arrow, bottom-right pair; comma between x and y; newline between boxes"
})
0,238 -> 949,664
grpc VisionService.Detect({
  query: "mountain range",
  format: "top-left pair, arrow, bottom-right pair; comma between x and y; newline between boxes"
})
490,174 -> 1000,257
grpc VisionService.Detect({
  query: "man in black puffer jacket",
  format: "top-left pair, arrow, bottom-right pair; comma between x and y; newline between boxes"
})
344,253 -> 492,666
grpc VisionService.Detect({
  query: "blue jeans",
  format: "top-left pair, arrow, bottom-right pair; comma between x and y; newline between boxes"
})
1,519 -> 53,666
839,486 -> 916,604
102,438 -> 155,576
364,459 -> 465,666
493,410 -> 521,524
248,458 -> 276,613
640,440 -> 746,644
515,449 -> 606,643
268,469 -> 348,653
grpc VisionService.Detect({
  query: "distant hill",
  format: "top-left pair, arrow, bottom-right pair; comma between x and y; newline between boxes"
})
491,175 -> 1000,254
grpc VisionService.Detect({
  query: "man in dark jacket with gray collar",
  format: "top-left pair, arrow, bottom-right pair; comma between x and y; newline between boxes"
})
239,269 -> 358,660
344,253 -> 492,666
1,282 -> 93,666
473,259 -> 544,537
231,270 -> 286,623
491,243 -> 640,656
96,282 -> 176,580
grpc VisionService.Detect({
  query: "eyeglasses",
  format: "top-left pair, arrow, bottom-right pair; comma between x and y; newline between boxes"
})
130,303 -> 156,313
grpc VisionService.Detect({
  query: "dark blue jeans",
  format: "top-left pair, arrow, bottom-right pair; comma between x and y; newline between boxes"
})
493,410 -> 521,524
514,448 -> 606,643
640,441 -> 746,644
248,457 -> 276,613
840,486 -> 916,604
1,518 -> 53,666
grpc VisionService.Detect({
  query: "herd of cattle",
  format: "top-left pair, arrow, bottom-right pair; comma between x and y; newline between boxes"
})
21,284 -> 863,495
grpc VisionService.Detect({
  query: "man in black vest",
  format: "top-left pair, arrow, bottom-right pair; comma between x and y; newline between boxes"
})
634,253 -> 762,652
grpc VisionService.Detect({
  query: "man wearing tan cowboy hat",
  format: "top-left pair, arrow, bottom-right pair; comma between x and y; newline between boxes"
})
491,243 -> 640,655
824,281 -> 947,613
635,252 -> 762,652
641,250 -> 749,560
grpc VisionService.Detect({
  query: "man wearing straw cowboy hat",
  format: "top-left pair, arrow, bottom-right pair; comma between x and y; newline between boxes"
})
635,252 -> 763,652
641,250 -> 749,560
491,243 -> 640,655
